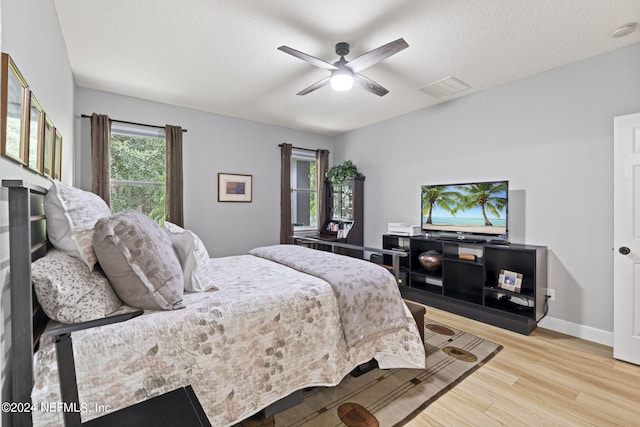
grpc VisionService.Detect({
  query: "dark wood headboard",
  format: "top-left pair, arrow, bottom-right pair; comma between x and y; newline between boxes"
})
3,179 -> 50,427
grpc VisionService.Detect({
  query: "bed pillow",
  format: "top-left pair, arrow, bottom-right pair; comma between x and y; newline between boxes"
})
31,250 -> 122,324
93,211 -> 185,310
163,222 -> 212,292
44,180 -> 111,271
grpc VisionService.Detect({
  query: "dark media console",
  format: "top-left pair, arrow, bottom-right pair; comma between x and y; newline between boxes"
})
433,235 -> 505,244
383,234 -> 547,335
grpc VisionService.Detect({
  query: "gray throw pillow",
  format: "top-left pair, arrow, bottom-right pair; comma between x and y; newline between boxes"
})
93,211 -> 185,310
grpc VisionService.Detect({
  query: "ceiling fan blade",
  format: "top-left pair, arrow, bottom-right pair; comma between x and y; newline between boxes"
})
278,46 -> 338,71
297,76 -> 331,95
354,74 -> 389,97
347,38 -> 409,73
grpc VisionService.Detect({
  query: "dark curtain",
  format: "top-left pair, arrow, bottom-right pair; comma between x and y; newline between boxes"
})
90,113 -> 111,205
280,143 -> 293,244
316,149 -> 330,231
165,125 -> 184,227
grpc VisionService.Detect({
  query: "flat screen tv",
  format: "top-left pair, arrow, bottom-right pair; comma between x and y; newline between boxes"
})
421,180 -> 508,241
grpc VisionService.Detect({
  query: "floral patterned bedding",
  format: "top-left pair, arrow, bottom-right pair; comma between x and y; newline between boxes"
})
249,245 -> 410,346
32,252 -> 425,427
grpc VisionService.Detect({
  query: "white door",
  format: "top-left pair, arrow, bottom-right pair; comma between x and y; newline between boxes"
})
613,112 -> 640,365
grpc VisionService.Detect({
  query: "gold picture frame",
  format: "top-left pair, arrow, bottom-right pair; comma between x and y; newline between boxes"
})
1,53 -> 29,165
53,128 -> 62,180
41,114 -> 54,177
498,269 -> 523,293
218,173 -> 252,202
26,91 -> 44,172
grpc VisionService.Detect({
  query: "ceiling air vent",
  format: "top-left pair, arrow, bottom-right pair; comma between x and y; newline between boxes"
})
420,76 -> 470,98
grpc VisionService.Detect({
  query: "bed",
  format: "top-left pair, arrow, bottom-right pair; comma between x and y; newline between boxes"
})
4,179 -> 425,427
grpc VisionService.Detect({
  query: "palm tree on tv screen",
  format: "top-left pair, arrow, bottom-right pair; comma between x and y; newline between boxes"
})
456,182 -> 507,226
422,186 -> 460,224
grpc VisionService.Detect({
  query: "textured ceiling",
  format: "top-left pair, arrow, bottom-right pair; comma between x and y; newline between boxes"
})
53,0 -> 640,136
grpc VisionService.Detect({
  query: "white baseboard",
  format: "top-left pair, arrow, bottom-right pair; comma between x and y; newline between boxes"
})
537,316 -> 613,347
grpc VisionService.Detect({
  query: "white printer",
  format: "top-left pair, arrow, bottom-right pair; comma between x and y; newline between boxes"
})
387,223 -> 422,236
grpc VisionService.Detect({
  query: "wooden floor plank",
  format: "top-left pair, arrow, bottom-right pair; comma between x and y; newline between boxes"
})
575,392 -> 640,426
437,394 -> 504,427
413,304 -> 640,426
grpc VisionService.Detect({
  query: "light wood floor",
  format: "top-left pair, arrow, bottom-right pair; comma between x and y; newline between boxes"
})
407,304 -> 640,426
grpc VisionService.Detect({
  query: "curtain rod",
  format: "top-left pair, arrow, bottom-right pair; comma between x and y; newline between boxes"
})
278,144 -> 328,153
80,114 -> 187,133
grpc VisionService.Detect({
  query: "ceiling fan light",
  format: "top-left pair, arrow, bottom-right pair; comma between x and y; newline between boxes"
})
331,69 -> 354,91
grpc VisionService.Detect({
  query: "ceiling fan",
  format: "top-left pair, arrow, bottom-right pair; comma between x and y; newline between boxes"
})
278,38 -> 408,96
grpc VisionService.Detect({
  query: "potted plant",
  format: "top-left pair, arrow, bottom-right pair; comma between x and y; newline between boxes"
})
325,160 -> 363,184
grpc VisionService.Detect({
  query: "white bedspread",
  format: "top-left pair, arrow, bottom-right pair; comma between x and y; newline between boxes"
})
32,254 -> 425,426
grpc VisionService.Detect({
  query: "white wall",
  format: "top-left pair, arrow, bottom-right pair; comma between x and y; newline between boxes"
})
75,88 -> 334,257
0,1 -> 75,425
333,43 -> 640,342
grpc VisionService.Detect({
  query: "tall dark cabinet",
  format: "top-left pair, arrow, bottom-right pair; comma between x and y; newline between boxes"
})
318,177 -> 364,256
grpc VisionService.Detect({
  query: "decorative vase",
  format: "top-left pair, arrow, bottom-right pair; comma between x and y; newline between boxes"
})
418,250 -> 442,272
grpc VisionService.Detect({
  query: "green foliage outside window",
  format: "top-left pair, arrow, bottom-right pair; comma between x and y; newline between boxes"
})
110,132 -> 166,223
292,158 -> 318,228
309,162 -> 317,224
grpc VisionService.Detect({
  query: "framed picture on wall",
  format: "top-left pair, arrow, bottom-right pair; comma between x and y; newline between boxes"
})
52,128 -> 62,180
41,114 -> 54,176
1,53 -> 29,165
218,173 -> 252,202
26,91 -> 44,172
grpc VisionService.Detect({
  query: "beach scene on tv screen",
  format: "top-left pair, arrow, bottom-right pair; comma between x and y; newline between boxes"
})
422,181 -> 508,235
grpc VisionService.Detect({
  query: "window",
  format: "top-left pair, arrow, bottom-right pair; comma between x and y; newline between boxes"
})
110,123 -> 166,223
291,149 -> 318,231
